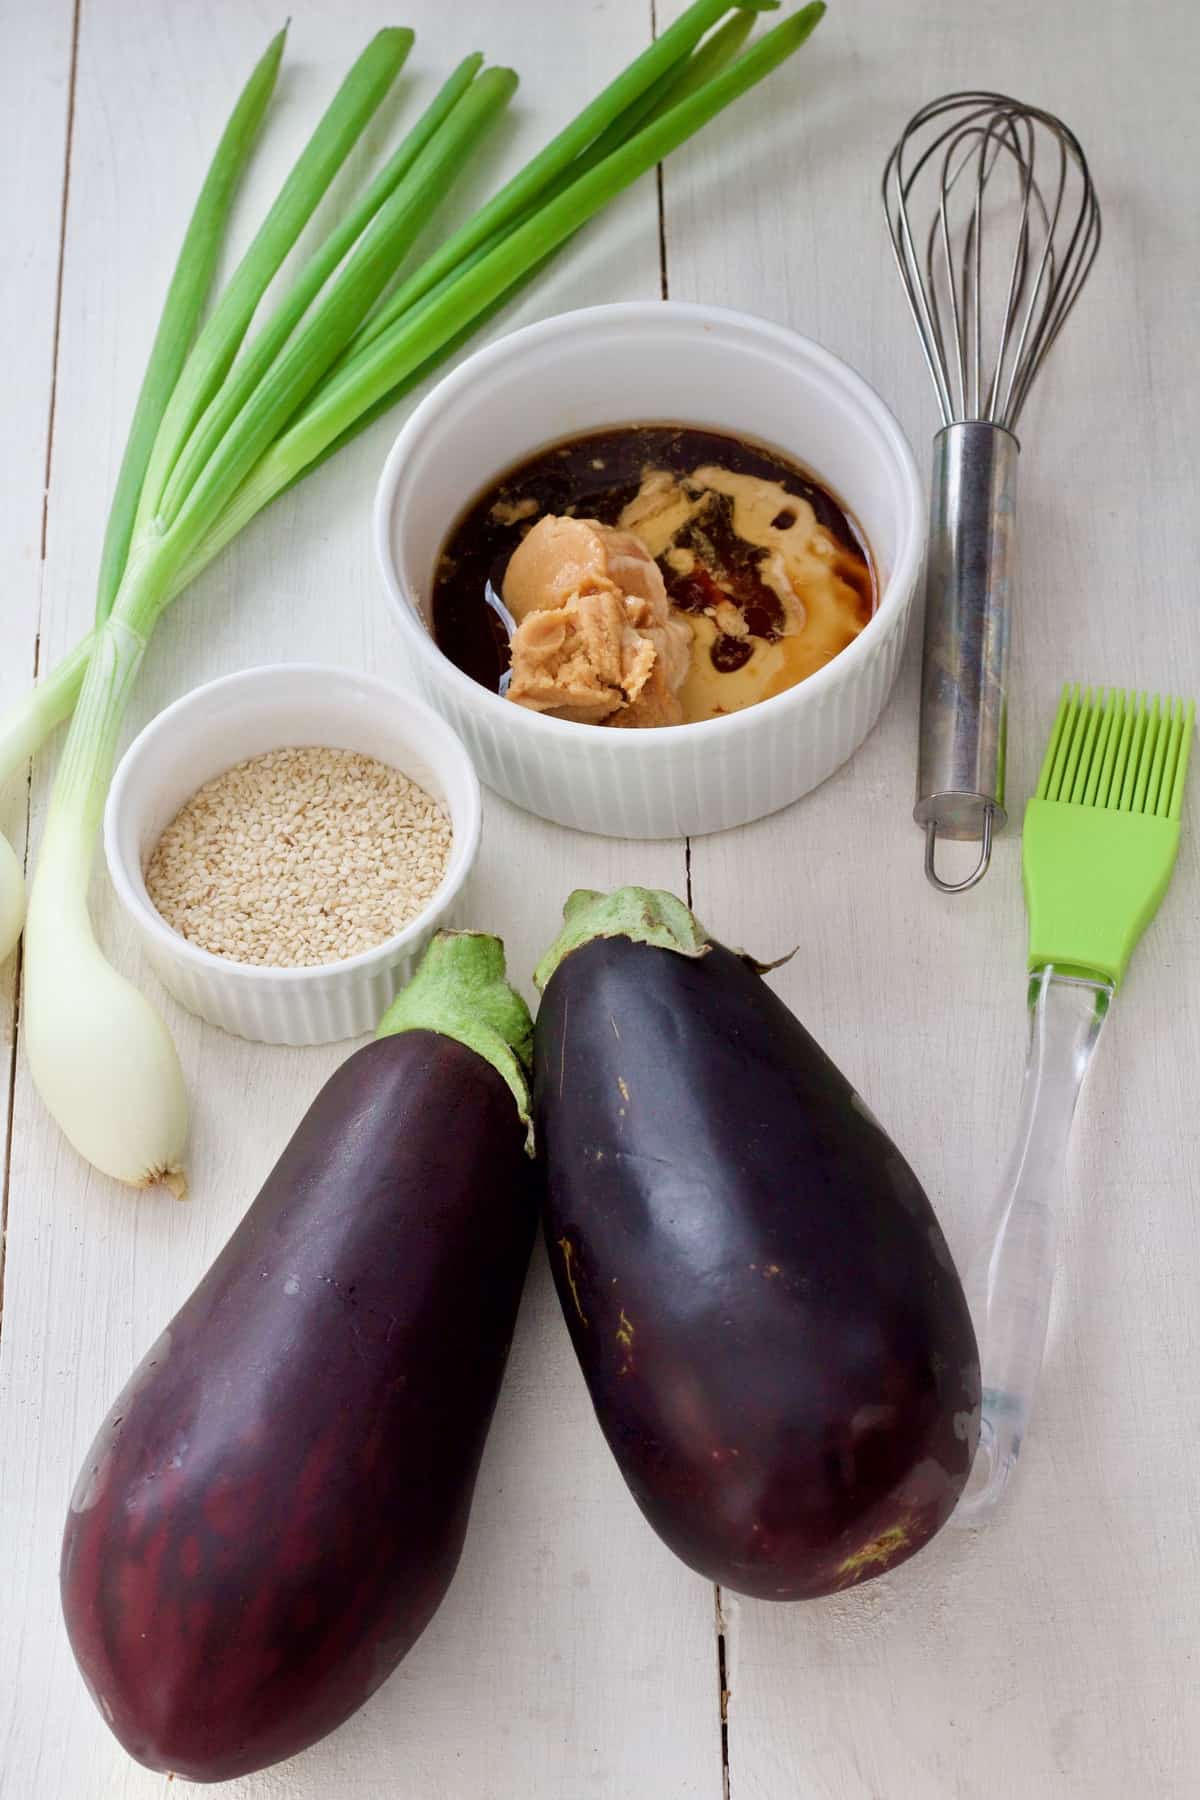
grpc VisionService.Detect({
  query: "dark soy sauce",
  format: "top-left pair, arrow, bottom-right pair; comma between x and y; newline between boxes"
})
431,425 -> 875,700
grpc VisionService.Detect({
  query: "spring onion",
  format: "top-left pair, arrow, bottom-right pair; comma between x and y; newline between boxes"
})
22,45 -> 513,1195
173,3 -> 825,589
96,29 -> 287,623
345,0 -> 760,362
23,621 -> 189,1195
156,53 -> 489,525
0,1 -> 825,1191
284,7 -> 765,485
132,28 -> 416,537
0,635 -> 95,963
184,2 -> 828,562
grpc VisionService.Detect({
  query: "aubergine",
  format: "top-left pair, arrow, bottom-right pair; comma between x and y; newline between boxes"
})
61,933 -> 536,1782
533,888 -> 980,1601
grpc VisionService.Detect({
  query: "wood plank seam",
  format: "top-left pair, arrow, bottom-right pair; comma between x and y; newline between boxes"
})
0,0 -> 82,1339
646,0 -> 669,295
648,2 -> 725,1791
0,948 -> 19,1332
715,1585 -> 732,1800
37,0 -> 83,571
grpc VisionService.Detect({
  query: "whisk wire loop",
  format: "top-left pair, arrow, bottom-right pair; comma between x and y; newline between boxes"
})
883,91 -> 1100,431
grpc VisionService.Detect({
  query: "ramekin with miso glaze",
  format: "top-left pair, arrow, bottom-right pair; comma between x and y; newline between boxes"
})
374,303 -> 923,839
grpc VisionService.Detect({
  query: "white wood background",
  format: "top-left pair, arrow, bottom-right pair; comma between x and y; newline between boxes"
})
2,1 -> 1198,1795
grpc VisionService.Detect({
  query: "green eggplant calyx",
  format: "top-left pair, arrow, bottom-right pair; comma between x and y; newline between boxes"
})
377,931 -> 533,1145
534,886 -> 711,991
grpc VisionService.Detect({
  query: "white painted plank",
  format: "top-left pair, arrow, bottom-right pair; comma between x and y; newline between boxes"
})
0,0 -> 75,1243
10,0 -> 1199,1794
0,2 -> 720,1796
661,0 -> 1200,1794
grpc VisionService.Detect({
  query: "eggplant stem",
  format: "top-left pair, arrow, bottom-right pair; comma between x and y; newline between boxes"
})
534,886 -> 711,992
377,931 -> 533,1145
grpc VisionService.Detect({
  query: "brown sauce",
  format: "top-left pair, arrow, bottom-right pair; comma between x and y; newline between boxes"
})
431,425 -> 876,721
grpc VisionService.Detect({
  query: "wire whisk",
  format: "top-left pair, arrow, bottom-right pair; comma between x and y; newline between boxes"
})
882,93 -> 1101,893
883,92 -> 1101,432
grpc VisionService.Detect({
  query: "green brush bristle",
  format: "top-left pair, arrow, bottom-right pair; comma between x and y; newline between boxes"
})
1024,685 -> 1195,988
1036,686 -> 1195,818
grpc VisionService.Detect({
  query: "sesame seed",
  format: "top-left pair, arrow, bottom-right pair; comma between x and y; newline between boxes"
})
144,747 -> 452,968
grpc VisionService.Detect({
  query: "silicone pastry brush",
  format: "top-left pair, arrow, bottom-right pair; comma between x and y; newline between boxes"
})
957,685 -> 1195,1518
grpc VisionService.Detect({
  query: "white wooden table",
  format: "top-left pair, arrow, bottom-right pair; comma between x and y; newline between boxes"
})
2,2 -> 1198,1795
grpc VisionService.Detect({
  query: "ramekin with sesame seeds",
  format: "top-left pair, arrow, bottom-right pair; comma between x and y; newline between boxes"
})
103,665 -> 481,1045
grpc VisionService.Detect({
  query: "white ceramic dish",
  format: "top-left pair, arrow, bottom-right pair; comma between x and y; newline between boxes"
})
375,301 -> 923,839
104,665 -> 481,1046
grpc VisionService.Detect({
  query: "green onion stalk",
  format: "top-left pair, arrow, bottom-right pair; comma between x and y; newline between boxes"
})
0,2 -> 825,1193
0,635 -> 96,959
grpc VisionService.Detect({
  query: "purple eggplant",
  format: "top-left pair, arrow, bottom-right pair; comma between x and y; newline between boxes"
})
533,888 -> 980,1601
61,933 -> 535,1781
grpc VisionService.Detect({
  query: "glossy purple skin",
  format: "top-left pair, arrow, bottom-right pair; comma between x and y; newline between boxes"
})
535,938 -> 980,1601
61,1032 -> 534,1782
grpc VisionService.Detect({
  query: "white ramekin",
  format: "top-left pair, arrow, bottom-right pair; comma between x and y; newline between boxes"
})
104,665 -> 481,1046
374,302 -> 923,839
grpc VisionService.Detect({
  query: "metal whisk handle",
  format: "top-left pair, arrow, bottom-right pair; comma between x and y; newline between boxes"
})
914,421 -> 1018,892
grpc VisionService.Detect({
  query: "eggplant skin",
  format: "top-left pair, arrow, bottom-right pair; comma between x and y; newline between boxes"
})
61,1032 -> 534,1782
535,938 -> 980,1602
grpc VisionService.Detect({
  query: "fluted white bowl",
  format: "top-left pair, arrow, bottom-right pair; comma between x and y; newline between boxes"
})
374,302 -> 922,839
104,665 -> 481,1045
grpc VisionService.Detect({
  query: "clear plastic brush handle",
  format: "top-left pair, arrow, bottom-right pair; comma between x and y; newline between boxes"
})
955,967 -> 1112,1520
